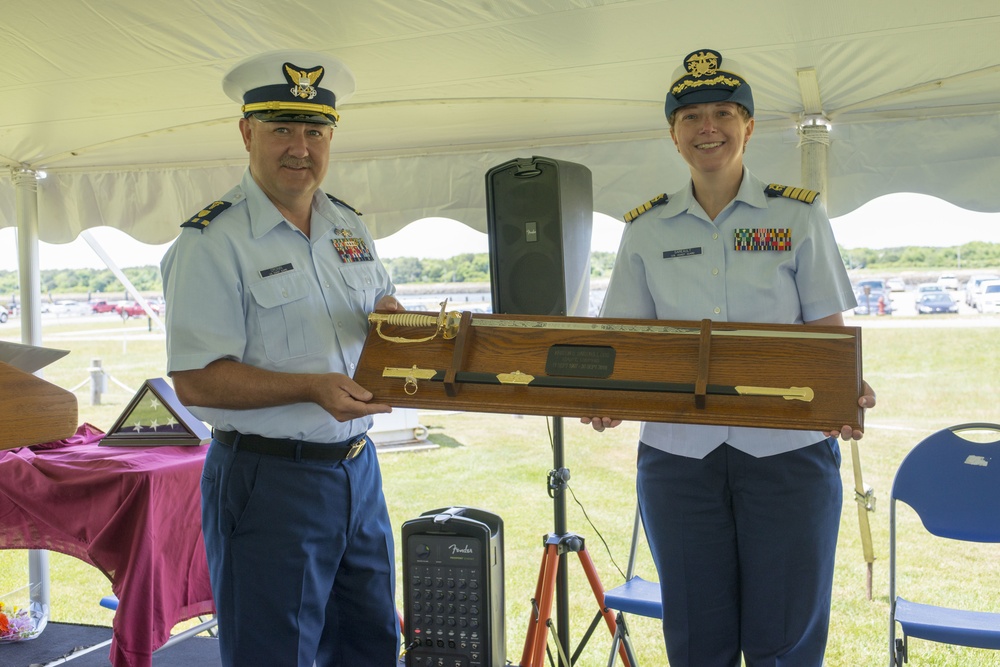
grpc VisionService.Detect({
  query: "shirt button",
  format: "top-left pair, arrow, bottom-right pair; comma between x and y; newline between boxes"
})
712,268 -> 719,276
714,307 -> 721,314
325,281 -> 331,288
337,321 -> 344,328
281,289 -> 288,298
350,363 -> 356,370
713,233 -> 719,240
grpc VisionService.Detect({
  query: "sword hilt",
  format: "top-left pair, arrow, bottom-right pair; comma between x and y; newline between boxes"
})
368,300 -> 463,343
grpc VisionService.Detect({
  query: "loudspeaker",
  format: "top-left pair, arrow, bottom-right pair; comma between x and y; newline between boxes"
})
486,156 -> 593,317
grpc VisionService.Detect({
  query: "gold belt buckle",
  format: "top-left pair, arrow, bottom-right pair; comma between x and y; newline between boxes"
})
345,436 -> 367,460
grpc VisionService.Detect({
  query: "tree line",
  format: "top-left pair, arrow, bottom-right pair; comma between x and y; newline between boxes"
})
1,243 -> 997,297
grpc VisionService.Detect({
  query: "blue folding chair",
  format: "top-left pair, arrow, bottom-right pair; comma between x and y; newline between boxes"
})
603,504 -> 662,667
889,422 -> 1000,666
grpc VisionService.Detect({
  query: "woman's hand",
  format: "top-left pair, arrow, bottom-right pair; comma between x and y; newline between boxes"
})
825,380 -> 876,441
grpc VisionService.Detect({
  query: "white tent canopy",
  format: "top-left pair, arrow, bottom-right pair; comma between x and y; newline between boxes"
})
2,0 -> 1000,248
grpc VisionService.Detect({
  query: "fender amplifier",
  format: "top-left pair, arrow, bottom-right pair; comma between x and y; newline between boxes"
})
402,507 -> 505,667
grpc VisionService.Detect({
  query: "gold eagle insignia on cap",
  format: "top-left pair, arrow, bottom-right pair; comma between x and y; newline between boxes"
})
686,51 -> 720,77
624,193 -> 669,223
764,183 -> 819,205
284,64 -> 323,100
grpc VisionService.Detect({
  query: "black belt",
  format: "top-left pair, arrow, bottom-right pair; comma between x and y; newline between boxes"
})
212,429 -> 368,461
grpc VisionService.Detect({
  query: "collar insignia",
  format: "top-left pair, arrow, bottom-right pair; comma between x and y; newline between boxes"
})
283,63 -> 323,100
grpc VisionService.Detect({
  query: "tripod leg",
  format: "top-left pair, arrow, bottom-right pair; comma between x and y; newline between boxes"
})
521,544 -> 560,667
576,547 -> 632,667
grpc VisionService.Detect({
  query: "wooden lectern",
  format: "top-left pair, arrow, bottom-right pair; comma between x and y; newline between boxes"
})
1,352 -> 79,450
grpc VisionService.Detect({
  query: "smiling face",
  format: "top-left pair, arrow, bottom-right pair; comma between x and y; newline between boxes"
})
240,115 -> 333,210
669,101 -> 754,178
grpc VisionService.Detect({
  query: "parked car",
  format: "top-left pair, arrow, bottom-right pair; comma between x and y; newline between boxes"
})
976,280 -> 1000,314
936,274 -> 960,290
886,277 -> 906,292
147,297 -> 166,315
48,300 -> 92,316
0,307 -> 8,324
916,282 -> 944,294
853,279 -> 893,315
115,301 -> 147,318
916,291 -> 958,314
89,299 -> 117,313
965,274 -> 1000,307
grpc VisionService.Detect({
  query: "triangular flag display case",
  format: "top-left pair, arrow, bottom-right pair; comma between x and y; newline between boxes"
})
100,378 -> 210,446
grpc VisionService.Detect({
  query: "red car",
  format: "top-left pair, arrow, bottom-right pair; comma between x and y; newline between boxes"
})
90,300 -> 117,314
115,301 -> 147,318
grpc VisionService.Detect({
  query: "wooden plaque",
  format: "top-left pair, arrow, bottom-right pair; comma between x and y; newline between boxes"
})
1,361 -> 79,449
354,310 -> 863,432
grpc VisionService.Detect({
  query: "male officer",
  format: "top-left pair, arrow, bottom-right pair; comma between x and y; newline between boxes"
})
161,50 -> 402,667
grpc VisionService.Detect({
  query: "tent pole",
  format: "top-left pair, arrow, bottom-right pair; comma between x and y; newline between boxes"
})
799,119 -> 830,200
12,166 -> 52,618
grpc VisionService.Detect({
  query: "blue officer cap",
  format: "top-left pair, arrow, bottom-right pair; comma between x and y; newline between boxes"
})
222,49 -> 356,125
664,49 -> 754,121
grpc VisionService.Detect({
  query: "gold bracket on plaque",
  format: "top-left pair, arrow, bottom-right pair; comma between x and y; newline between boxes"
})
369,301 -> 463,344
497,371 -> 534,385
734,385 -> 814,402
383,365 -> 437,395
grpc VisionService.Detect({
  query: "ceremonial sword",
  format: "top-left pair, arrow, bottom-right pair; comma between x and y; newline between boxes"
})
368,301 -> 853,343
381,366 -> 814,402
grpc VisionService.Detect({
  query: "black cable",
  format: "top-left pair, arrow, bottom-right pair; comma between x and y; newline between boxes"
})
546,417 -> 628,581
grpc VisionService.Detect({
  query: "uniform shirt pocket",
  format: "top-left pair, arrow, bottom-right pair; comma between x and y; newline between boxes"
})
248,271 -> 312,362
339,263 -> 381,312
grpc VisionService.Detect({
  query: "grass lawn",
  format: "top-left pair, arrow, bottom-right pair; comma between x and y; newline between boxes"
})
1,314 -> 998,665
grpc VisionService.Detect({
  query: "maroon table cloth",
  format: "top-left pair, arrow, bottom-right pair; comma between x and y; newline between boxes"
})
0,425 -> 214,667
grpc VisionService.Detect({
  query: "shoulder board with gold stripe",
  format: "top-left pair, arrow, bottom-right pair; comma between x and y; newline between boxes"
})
180,200 -> 232,230
764,183 -> 819,205
327,193 -> 363,216
624,193 -> 669,223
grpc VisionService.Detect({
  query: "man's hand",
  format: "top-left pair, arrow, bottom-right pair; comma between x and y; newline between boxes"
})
313,373 -> 392,422
580,416 -> 623,433
375,295 -> 403,312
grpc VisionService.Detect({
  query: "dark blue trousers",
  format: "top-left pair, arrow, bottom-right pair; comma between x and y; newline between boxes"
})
637,439 -> 842,667
201,436 -> 399,667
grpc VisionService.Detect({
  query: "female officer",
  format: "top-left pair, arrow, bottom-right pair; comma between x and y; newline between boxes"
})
585,49 -> 875,666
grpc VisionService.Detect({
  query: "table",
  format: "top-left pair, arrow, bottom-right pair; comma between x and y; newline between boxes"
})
0,424 -> 215,667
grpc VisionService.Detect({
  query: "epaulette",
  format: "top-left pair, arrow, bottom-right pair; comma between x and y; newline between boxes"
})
764,183 -> 819,205
623,193 -> 669,223
327,193 -> 362,216
180,200 -> 232,230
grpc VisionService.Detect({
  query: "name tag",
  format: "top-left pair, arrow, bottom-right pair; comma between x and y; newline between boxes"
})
260,263 -> 294,278
663,247 -> 702,259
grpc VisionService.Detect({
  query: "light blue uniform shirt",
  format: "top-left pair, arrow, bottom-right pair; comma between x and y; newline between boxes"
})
161,169 -> 394,443
600,168 -> 856,458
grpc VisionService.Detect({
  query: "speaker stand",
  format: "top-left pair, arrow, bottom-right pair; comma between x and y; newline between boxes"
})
518,417 -> 630,667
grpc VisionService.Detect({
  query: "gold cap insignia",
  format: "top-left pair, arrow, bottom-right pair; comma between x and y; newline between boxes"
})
284,63 -> 323,100
685,50 -> 720,77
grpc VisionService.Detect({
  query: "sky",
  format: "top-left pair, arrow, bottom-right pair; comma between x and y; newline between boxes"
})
2,193 -> 999,272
